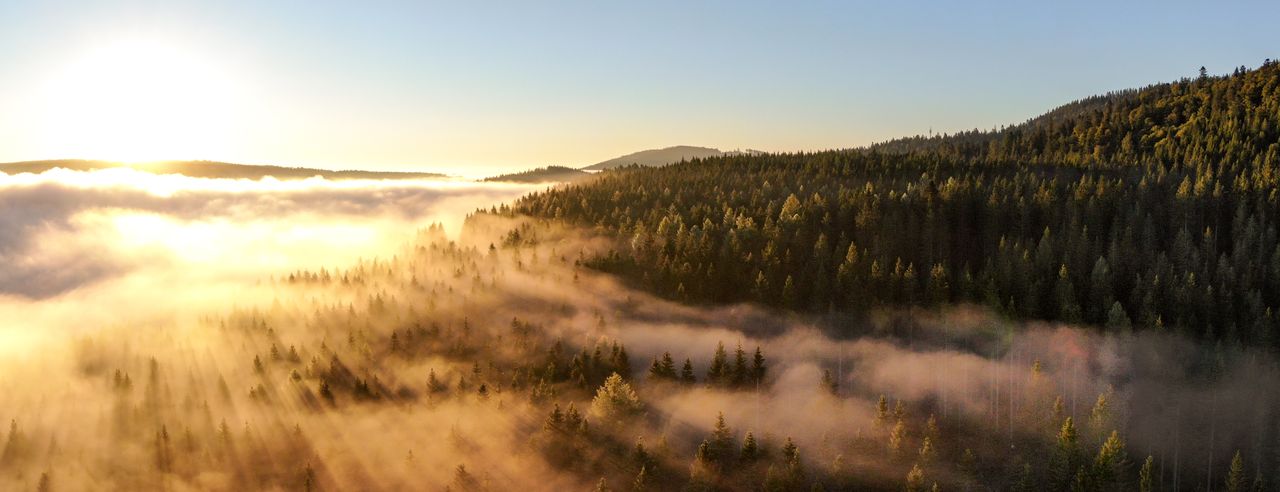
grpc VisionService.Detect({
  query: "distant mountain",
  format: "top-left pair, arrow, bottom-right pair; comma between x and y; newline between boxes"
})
582,146 -> 732,171
484,165 -> 593,184
0,160 -> 445,180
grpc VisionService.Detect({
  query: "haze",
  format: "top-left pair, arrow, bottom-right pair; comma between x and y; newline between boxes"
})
1,1 -> 1278,176
2,1 -> 1279,491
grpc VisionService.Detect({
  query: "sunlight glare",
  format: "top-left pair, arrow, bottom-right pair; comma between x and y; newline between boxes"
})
39,38 -> 240,162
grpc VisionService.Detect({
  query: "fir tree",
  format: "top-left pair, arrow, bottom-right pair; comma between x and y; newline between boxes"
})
1138,455 -> 1154,492
681,359 -> 697,385
1226,450 -> 1246,492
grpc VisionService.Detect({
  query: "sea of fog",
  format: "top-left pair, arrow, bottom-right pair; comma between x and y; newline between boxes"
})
0,168 -> 1275,490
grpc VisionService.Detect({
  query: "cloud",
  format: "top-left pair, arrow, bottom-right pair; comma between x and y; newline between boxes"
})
0,174 -> 1275,489
0,168 -> 539,298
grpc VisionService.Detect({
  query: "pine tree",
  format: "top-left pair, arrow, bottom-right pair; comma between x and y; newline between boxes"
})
782,437 -> 798,463
905,463 -> 926,492
874,395 -> 890,430
783,437 -> 805,489
1051,418 -> 1081,489
319,379 -> 334,404
707,412 -> 735,468
1138,455 -> 1153,492
633,465 -> 649,491
303,462 -> 317,492
1106,301 -> 1132,331
740,432 -> 759,463
1092,430 -> 1126,490
1226,450 -> 1246,492
751,347 -> 767,385
732,343 -> 749,387
633,438 -> 653,472
452,464 -> 480,491
889,419 -> 907,459
708,342 -> 728,385
1013,463 -> 1034,492
1055,265 -> 1083,323
781,275 -> 798,309
681,359 -> 697,385
545,403 -> 565,431
658,352 -> 677,379
820,369 -> 838,395
918,437 -> 935,467
648,357 -> 667,381
1089,391 -> 1112,444
590,373 -> 642,426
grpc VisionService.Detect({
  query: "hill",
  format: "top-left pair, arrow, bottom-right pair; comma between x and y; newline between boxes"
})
582,145 -> 728,171
871,63 -> 1280,167
483,165 -> 594,183
0,159 -> 446,180
509,61 -> 1280,348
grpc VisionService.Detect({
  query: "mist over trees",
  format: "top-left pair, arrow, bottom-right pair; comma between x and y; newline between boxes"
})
3,62 -> 1280,492
508,61 -> 1280,350
7,214 -> 1277,491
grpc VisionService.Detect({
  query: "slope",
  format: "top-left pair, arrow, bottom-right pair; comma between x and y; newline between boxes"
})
510,62 -> 1280,348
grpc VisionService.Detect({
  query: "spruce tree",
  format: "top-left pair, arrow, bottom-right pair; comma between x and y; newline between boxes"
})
740,432 -> 759,463
681,359 -> 697,385
1226,450 -> 1245,492
1051,418 -> 1080,489
708,342 -> 728,385
1138,455 -> 1153,492
751,347 -> 767,385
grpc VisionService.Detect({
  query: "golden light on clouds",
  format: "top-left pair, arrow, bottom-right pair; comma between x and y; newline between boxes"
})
37,38 -> 241,163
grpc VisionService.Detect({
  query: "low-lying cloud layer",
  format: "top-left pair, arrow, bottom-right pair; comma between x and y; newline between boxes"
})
0,169 -> 1276,490
0,168 -> 537,298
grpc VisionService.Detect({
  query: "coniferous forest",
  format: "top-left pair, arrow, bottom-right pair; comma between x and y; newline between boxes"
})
3,59 -> 1280,492
511,62 -> 1280,349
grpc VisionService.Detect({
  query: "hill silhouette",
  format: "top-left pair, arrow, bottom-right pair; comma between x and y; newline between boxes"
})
0,159 -> 445,180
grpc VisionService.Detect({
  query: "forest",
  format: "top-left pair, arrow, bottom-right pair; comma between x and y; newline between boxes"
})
6,212 -> 1277,491
2,64 -> 1280,492
508,61 -> 1280,350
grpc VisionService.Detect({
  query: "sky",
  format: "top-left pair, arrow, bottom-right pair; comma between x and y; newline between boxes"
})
0,0 -> 1277,178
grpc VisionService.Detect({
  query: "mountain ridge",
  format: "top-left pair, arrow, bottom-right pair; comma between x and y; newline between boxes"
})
581,145 -> 765,171
0,159 -> 446,180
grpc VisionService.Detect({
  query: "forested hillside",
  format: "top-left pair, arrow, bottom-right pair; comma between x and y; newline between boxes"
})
583,146 -> 728,171
16,215 -> 1273,491
872,62 -> 1280,168
509,62 -> 1280,348
484,165 -> 594,183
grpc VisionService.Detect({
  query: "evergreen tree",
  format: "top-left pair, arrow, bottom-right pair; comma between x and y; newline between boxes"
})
889,419 -> 907,460
820,369 -> 838,395
1138,455 -> 1154,492
708,342 -> 728,386
633,466 -> 649,491
905,463 -> 926,492
590,373 -> 642,426
1092,430 -> 1127,491
732,343 -> 749,387
1226,450 -> 1246,492
1051,418 -> 1081,489
874,395 -> 890,431
751,347 -> 767,385
918,437 -> 935,467
740,432 -> 759,463
681,359 -> 697,385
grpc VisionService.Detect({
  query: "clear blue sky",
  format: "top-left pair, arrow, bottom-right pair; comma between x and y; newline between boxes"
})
1,0 -> 1276,176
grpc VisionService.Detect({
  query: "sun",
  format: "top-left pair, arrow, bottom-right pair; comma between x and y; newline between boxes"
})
39,38 -> 240,163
